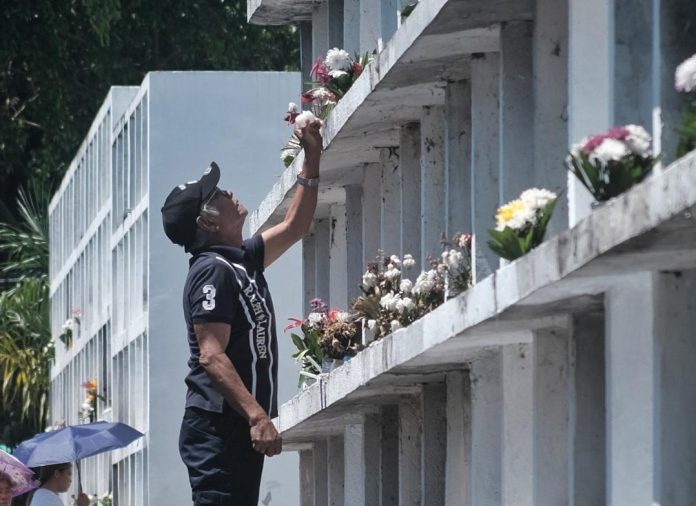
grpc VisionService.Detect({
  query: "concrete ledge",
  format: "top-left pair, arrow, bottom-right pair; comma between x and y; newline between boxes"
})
247,0 -> 313,25
249,0 -> 534,233
276,151 -> 696,443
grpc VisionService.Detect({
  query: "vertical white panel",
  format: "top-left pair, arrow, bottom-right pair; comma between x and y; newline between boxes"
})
360,0 -> 380,53
445,371 -> 471,505
313,440 -> 329,506
420,105 -> 446,267
445,82 -> 472,238
312,1 -> 330,60
399,396 -> 422,505
329,201 -> 349,309
380,148 -> 401,256
605,273 -> 656,505
328,436 -> 345,506
345,185 -> 364,304
303,233 -> 317,315
471,54 -> 500,281
422,384 -> 446,505
362,164 -> 382,265
314,219 -> 331,304
344,415 -> 381,505
400,123 -> 421,266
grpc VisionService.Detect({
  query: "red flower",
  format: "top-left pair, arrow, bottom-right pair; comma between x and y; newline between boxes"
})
82,380 -> 97,390
311,58 -> 331,84
353,61 -> 363,78
284,318 -> 304,332
284,111 -> 299,124
301,91 -> 314,104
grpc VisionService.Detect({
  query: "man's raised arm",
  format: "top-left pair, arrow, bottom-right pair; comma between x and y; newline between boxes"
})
262,118 -> 323,268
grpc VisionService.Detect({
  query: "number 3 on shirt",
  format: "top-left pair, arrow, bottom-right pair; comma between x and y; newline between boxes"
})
202,285 -> 216,310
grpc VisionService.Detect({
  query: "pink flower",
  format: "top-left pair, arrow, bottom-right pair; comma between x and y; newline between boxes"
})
284,318 -> 304,332
353,61 -> 363,78
311,58 -> 331,84
582,134 -> 608,153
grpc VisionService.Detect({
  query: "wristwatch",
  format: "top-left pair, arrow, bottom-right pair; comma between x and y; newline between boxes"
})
297,174 -> 320,187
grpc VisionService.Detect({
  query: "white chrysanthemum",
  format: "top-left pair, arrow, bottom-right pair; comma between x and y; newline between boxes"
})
413,270 -> 435,295
624,124 -> 652,157
402,254 -> 416,269
335,312 -> 351,322
362,271 -> 378,288
590,138 -> 630,164
62,319 -> 74,332
446,249 -> 464,269
367,319 -> 377,330
390,320 -> 403,332
81,402 -> 93,412
399,279 -> 413,294
294,110 -> 319,129
437,262 -> 448,273
380,292 -> 401,312
384,266 -> 401,281
325,48 -> 352,71
288,102 -> 299,113
520,188 -> 557,212
390,255 -> 401,266
307,312 -> 325,328
675,54 -> 696,92
396,297 -> 415,314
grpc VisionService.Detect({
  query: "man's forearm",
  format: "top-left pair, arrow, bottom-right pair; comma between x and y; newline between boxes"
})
203,352 -> 268,424
283,153 -> 319,237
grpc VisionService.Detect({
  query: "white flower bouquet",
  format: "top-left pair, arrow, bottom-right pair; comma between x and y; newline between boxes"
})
280,104 -> 320,168
488,189 -> 559,261
566,125 -> 657,202
676,54 -> 696,157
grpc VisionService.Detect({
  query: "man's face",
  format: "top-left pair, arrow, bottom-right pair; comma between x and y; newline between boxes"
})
205,188 -> 248,236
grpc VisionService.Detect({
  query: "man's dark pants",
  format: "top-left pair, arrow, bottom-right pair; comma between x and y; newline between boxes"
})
179,407 -> 265,506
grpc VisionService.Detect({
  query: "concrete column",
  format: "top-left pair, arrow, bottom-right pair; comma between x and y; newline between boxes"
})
312,2 -> 330,60
345,185 -> 364,303
605,273 -> 656,505
380,147 -> 401,256
572,312 -> 606,506
381,406 -> 399,506
655,269 -> 696,503
328,0 -> 345,48
314,219 -> 331,304
499,21 -> 534,203
470,352 -> 502,505
300,22 -> 313,93
421,105 -> 446,267
399,396 -> 422,505
303,233 -> 317,315
360,0 -> 380,54
362,164 -> 382,266
313,440 -> 329,506
534,326 -> 572,505
501,342 -> 534,506
328,436 -> 345,506
445,371 -> 471,506
343,0 -> 361,54
345,415 -> 381,505
300,449 -> 314,506
568,0 -> 612,226
471,53 -> 500,281
422,384 -> 446,506
400,123 -> 421,265
533,0 -> 569,234
330,201 -> 349,309
445,81 -> 472,239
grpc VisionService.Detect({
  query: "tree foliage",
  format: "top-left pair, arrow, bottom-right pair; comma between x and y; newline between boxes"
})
0,0 -> 299,220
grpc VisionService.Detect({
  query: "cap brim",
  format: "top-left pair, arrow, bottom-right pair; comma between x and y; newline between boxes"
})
200,161 -> 221,198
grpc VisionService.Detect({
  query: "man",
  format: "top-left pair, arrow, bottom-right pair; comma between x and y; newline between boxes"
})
161,118 -> 322,505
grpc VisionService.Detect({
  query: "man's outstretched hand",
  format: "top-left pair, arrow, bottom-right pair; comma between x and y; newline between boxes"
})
250,415 -> 283,457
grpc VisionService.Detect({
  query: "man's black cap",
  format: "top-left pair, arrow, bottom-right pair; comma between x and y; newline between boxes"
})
161,162 -> 220,250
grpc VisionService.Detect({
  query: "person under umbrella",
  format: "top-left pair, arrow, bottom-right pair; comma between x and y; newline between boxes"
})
28,464 -> 88,506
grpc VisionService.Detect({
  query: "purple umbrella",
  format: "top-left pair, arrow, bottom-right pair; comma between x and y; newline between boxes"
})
13,422 -> 144,492
12,422 -> 144,468
0,449 -> 39,497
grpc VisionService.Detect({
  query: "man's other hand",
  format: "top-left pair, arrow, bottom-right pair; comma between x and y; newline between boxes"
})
250,416 -> 283,457
76,493 -> 90,506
